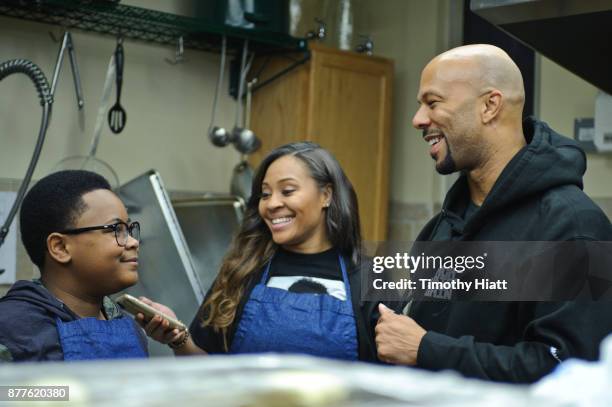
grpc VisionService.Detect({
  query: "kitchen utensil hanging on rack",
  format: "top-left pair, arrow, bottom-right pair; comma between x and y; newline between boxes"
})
230,40 -> 260,155
208,35 -> 229,146
208,38 -> 260,154
108,36 -> 126,134
229,67 -> 259,201
54,52 -> 120,189
50,31 -> 84,109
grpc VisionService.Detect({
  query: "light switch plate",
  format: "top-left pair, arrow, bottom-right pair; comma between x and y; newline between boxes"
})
595,91 -> 612,152
574,117 -> 596,153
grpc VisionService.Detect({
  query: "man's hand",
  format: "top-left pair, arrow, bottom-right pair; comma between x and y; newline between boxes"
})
375,303 -> 426,365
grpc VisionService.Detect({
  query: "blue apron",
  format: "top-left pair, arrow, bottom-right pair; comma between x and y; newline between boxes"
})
230,254 -> 358,360
56,316 -> 147,361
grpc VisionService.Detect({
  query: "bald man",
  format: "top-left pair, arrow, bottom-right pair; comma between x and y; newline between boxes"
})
374,44 -> 612,383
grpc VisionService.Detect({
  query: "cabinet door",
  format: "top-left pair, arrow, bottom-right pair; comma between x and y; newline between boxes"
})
308,47 -> 393,241
249,57 -> 311,165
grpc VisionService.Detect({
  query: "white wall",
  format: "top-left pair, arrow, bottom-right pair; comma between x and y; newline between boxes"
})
357,0 -> 450,207
1,1 -> 241,193
538,56 -> 612,198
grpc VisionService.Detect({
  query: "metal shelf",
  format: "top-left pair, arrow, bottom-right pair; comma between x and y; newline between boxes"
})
0,0 -> 308,53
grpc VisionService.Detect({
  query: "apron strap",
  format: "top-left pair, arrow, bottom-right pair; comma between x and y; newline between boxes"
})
338,254 -> 352,301
260,260 -> 273,284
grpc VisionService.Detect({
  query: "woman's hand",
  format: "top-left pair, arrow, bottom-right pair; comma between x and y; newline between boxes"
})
134,296 -> 185,345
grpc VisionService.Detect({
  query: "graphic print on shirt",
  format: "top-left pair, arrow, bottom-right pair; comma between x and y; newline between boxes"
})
267,276 -> 347,300
424,267 -> 456,300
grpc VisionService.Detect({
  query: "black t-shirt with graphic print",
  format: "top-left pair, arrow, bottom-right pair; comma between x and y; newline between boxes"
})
265,247 -> 347,300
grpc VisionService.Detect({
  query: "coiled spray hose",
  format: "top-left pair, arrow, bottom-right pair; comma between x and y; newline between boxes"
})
0,59 -> 53,247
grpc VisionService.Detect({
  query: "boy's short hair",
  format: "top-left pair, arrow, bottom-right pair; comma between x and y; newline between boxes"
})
19,170 -> 112,270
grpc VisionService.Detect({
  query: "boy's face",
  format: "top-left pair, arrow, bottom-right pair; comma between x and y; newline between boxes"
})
66,189 -> 139,296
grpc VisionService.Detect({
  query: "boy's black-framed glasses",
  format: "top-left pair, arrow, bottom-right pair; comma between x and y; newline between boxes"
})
59,221 -> 140,247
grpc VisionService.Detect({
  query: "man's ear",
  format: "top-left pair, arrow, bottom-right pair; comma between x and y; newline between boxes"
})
481,89 -> 503,124
47,233 -> 72,264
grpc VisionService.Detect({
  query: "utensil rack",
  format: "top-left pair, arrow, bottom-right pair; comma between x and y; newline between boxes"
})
0,0 -> 308,54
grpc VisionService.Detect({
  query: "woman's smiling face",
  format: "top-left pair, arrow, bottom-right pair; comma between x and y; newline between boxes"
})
258,155 -> 332,253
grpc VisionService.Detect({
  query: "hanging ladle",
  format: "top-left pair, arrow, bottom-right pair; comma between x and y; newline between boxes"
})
231,40 -> 260,154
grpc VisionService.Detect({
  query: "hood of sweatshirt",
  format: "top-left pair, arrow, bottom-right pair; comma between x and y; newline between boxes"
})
0,280 -> 77,321
441,117 -> 586,237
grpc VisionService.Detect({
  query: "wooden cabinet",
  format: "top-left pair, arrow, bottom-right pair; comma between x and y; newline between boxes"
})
249,43 -> 393,241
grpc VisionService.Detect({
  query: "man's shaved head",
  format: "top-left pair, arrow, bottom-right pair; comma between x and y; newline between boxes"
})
427,44 -> 525,108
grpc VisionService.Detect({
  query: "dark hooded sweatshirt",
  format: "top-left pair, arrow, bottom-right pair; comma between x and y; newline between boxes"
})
410,118 -> 612,383
0,280 -> 148,362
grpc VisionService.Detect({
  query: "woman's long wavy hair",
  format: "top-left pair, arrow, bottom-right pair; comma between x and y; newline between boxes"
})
200,142 -> 362,350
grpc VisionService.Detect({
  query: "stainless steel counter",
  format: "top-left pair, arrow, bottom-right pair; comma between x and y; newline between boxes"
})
0,354 -> 548,407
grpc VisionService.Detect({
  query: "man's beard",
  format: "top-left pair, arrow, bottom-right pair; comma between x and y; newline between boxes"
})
436,137 -> 457,175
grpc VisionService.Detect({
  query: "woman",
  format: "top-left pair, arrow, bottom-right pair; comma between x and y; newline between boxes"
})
140,142 -> 378,361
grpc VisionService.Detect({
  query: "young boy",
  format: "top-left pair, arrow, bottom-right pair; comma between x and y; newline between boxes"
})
0,170 -> 148,361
